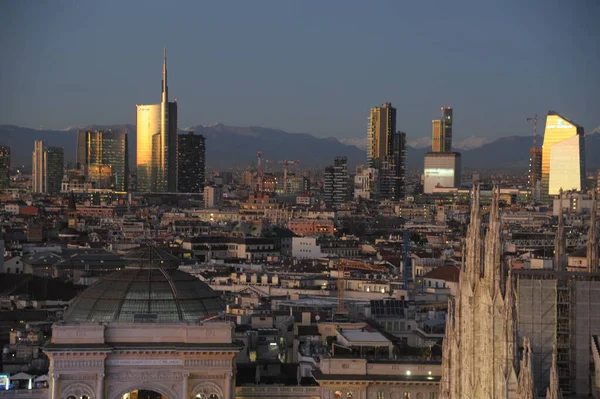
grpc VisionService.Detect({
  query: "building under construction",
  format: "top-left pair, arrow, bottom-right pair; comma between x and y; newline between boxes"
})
515,269 -> 600,397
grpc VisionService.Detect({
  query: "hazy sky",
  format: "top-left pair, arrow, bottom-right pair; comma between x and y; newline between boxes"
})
0,0 -> 598,141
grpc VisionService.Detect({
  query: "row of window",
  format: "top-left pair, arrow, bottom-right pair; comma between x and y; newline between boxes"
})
334,392 -> 437,399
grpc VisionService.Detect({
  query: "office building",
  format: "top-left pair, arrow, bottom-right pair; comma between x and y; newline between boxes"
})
367,103 -> 396,168
136,48 -> 178,192
0,145 -> 10,189
324,156 -> 348,208
32,140 -> 45,193
378,131 -> 406,200
204,185 -> 223,209
423,152 -> 461,194
432,107 -> 453,153
77,130 -> 129,191
45,146 -> 64,194
528,147 -> 542,200
178,132 -> 206,193
366,103 -> 407,199
541,111 -> 585,200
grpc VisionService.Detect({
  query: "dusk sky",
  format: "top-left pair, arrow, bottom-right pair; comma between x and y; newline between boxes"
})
0,0 -> 599,142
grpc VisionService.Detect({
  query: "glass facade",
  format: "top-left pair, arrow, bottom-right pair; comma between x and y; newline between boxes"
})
78,130 -> 129,191
541,112 -> 585,199
177,132 -> 206,193
45,146 -> 64,195
0,146 -> 10,189
423,152 -> 461,194
63,268 -> 225,323
136,104 -> 161,192
431,119 -> 443,152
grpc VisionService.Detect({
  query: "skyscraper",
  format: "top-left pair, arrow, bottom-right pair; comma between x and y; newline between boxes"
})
324,156 -> 348,208
431,107 -> 453,152
77,130 -> 129,191
541,111 -> 585,200
45,146 -> 64,195
136,47 -> 178,192
0,146 -> 10,190
32,140 -> 46,193
367,103 -> 396,168
378,131 -> 407,200
177,132 -> 206,193
367,103 -> 407,200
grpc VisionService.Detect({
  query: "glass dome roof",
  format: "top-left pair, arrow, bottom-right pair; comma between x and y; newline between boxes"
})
63,267 -> 225,324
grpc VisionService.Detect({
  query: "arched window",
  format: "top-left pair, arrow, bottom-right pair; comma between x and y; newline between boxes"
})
66,396 -> 76,399
81,395 -> 90,399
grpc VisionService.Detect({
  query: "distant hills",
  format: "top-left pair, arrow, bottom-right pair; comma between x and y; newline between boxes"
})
1,123 -> 599,171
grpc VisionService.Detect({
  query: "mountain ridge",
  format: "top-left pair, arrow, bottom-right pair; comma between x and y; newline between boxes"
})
1,124 -> 599,171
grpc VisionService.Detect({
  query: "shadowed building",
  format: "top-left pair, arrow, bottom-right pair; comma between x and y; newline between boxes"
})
0,145 -> 10,189
178,132 -> 206,193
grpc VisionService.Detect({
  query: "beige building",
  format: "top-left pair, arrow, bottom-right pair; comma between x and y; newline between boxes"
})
367,103 -> 396,168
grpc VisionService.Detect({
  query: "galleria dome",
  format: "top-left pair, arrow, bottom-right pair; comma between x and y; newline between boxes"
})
63,246 -> 225,324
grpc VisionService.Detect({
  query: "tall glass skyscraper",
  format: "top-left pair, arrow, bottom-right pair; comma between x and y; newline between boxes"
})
136,47 -> 178,192
77,130 -> 129,191
0,146 -> 10,190
177,132 -> 205,193
45,146 -> 64,195
541,111 -> 585,200
432,107 -> 453,152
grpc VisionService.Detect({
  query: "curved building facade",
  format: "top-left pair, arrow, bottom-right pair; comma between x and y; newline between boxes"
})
541,111 -> 585,200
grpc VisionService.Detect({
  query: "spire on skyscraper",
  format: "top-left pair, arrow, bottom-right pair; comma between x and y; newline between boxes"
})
162,45 -> 168,103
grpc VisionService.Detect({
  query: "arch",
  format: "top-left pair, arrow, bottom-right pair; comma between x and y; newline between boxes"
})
191,381 -> 224,399
112,382 -> 178,399
61,382 -> 96,399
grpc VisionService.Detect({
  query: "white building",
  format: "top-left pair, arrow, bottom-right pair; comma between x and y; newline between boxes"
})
423,152 -> 461,194
291,237 -> 324,259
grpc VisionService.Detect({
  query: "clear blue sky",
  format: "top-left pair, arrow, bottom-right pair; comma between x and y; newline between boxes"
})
0,0 -> 598,141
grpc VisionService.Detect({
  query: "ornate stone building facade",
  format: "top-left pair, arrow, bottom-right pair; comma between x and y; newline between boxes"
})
45,323 -> 238,399
440,187 -> 559,398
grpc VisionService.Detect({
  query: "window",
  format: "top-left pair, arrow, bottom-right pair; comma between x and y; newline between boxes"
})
429,393 -> 438,399
377,392 -> 385,399
67,396 -> 76,399
334,391 -> 343,399
404,393 -> 411,399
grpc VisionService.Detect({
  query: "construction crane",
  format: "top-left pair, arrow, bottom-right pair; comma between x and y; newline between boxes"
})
334,258 -> 387,314
265,159 -> 300,194
527,115 -> 540,201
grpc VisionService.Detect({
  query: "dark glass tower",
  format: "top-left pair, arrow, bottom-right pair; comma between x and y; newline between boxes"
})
45,146 -> 64,195
177,132 -> 206,193
0,146 -> 10,189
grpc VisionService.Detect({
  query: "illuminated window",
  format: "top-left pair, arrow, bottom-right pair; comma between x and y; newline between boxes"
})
377,392 -> 385,399
347,393 -> 353,398
81,396 -> 90,399
334,391 -> 343,399
404,393 -> 411,399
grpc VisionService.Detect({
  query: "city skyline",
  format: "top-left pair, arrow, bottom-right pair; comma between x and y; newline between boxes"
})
1,1 -> 599,142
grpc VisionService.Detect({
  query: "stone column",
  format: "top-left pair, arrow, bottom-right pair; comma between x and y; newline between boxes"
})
96,373 -> 105,399
224,371 -> 233,399
182,372 -> 189,399
51,373 -> 59,399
